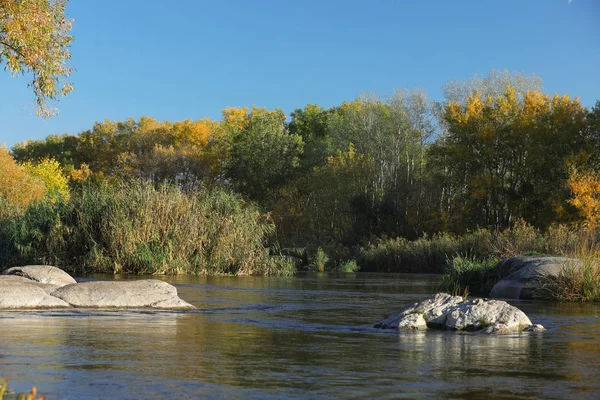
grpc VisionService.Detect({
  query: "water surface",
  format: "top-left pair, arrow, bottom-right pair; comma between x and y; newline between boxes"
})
1,273 -> 599,399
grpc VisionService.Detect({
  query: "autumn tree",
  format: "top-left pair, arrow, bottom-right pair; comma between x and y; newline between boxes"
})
434,85 -> 589,231
0,0 -> 74,117
568,169 -> 600,230
0,147 -> 46,213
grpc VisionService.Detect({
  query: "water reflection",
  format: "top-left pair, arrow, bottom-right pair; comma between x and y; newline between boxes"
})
1,273 -> 599,399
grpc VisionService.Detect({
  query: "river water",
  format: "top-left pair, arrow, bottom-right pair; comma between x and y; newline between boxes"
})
1,273 -> 599,399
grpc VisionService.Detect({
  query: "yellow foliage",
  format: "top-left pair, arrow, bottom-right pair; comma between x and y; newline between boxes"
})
22,157 -> 70,202
568,169 -> 600,230
70,163 -> 92,182
173,118 -> 217,146
221,106 -> 249,130
0,0 -> 74,117
0,147 -> 46,209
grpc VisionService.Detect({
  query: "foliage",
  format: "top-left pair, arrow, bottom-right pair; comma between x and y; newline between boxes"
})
227,106 -> 304,202
0,180 -> 295,275
568,168 -> 600,230
434,85 -> 589,231
440,255 -> 500,295
335,259 -> 360,273
22,157 -> 70,202
6,69 -> 600,277
358,222 -> 588,273
0,147 -> 46,214
0,0 -> 73,117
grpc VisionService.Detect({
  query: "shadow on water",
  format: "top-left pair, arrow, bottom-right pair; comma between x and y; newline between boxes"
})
1,273 -> 599,399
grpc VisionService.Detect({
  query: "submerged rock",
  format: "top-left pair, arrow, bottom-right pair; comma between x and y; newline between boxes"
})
374,293 -> 541,334
490,256 -> 581,299
2,265 -> 77,287
51,280 -> 195,310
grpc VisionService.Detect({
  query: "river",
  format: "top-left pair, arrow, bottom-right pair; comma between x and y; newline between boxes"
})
1,273 -> 599,399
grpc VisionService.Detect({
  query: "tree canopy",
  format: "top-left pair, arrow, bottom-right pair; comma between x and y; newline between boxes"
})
0,0 -> 74,117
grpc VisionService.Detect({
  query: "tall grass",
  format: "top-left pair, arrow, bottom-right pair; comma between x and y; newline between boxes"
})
0,180 -> 295,275
440,255 -> 500,295
358,221 -> 592,273
539,247 -> 600,302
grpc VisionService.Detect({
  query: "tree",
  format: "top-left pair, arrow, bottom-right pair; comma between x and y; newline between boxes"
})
227,106 -> 304,202
0,0 -> 74,117
434,86 -> 589,231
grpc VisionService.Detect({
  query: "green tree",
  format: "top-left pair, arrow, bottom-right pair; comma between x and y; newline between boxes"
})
0,0 -> 74,117
227,107 -> 304,202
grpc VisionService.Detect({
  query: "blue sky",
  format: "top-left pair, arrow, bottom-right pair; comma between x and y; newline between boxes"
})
1,0 -> 598,147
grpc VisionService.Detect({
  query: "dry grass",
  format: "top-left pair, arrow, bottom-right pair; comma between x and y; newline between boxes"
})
539,245 -> 600,302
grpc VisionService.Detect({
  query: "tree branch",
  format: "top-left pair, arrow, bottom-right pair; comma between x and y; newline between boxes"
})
0,40 -> 25,59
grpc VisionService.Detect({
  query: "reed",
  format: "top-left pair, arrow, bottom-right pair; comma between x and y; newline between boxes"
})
0,180 -> 295,275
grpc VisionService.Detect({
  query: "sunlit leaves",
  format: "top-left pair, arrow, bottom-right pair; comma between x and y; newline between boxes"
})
0,0 -> 74,117
569,169 -> 600,230
22,157 -> 70,202
0,147 -> 46,212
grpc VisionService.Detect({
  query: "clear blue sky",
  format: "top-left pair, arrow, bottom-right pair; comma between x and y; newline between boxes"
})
1,0 -> 598,147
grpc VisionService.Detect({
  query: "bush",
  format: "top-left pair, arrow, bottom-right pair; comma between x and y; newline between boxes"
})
0,179 -> 295,275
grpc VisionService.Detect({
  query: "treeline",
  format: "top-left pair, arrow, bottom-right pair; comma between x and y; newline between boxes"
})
2,70 -> 600,273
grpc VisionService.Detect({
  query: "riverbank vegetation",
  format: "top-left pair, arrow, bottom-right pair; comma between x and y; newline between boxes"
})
1,70 -> 600,278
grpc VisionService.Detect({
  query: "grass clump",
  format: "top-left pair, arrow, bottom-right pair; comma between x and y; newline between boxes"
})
308,247 -> 329,272
440,255 -> 500,295
0,179 -> 295,276
539,249 -> 600,302
334,259 -> 360,273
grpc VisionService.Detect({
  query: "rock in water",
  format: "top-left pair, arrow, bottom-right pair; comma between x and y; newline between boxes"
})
374,293 -> 462,329
2,265 -> 77,287
374,293 -> 541,334
489,256 -> 581,299
0,277 -> 70,309
50,280 -> 195,310
0,275 -> 60,294
444,298 -> 532,331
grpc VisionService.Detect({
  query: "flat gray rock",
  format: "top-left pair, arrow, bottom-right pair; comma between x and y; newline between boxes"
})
2,265 -> 77,287
0,277 -> 70,309
51,280 -> 195,310
0,275 -> 60,294
374,293 -> 540,334
490,256 -> 581,299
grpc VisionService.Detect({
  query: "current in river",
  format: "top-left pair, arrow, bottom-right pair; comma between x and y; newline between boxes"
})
1,273 -> 599,399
